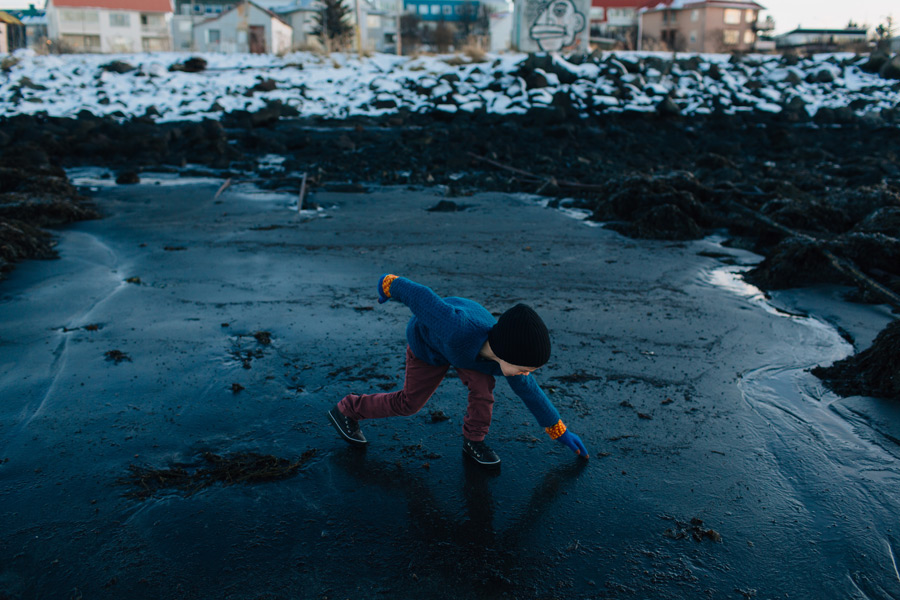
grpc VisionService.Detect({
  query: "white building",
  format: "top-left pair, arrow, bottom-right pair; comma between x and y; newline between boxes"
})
46,0 -> 173,52
774,27 -> 867,52
269,0 -> 320,50
191,1 -> 292,53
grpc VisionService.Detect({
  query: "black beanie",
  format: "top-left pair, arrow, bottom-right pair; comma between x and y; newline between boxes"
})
488,304 -> 551,368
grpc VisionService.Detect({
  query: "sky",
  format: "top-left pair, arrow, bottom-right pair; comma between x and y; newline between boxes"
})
760,0 -> 895,34
0,0 -> 896,36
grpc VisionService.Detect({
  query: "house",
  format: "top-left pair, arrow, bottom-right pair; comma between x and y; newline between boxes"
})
269,0 -> 320,50
349,0 -> 392,53
171,0 -> 238,50
639,0 -> 763,53
45,0 -> 173,52
191,1 -> 292,53
404,0 -> 480,24
589,0 -> 643,48
774,27 -> 867,54
12,5 -> 49,50
0,10 -> 23,52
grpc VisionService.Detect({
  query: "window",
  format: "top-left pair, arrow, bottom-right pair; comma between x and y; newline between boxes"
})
745,9 -> 754,23
367,14 -> 380,27
141,13 -> 163,27
431,5 -> 440,14
110,13 -> 130,27
723,9 -> 740,24
442,5 -> 452,15
590,7 -> 603,20
178,20 -> 192,32
744,29 -> 754,44
689,30 -> 697,43
691,9 -> 698,21
669,9 -> 676,22
418,5 -> 428,15
61,33 -> 99,48
61,9 -> 98,23
207,28 -> 220,43
723,29 -> 738,44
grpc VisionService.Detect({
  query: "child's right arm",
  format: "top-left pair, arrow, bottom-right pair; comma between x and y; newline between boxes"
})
377,274 -> 459,331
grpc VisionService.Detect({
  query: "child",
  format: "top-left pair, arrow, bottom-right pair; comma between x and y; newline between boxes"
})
327,274 -> 589,468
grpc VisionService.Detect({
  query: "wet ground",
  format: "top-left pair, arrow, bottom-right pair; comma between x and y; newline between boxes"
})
1,174 -> 899,599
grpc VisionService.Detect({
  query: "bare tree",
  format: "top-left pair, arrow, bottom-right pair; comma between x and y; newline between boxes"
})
400,12 -> 421,54
434,20 -> 455,53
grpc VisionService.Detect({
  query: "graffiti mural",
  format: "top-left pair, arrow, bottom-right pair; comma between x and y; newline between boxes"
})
515,0 -> 589,53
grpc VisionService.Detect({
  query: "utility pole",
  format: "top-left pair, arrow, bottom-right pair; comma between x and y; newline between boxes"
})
189,0 -> 196,51
354,0 -> 362,57
322,2 -> 329,53
396,0 -> 402,55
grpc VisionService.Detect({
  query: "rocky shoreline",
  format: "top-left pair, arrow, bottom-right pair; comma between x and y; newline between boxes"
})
1,108 -> 898,399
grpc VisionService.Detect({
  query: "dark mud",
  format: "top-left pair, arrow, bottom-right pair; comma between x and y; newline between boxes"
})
120,450 -> 318,499
0,159 -> 99,278
812,319 -> 900,400
2,107 -> 899,389
1,179 -> 899,599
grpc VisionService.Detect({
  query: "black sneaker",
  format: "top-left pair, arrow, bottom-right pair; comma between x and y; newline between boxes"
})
327,406 -> 367,445
463,438 -> 501,468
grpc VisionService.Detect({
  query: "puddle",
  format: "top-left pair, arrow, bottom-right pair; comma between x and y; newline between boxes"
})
702,248 -> 900,595
68,167 -> 221,188
534,197 -> 603,227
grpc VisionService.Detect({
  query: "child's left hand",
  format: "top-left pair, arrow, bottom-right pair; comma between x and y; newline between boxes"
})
557,430 -> 589,459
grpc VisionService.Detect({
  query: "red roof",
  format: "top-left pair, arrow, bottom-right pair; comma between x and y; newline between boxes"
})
50,0 -> 172,12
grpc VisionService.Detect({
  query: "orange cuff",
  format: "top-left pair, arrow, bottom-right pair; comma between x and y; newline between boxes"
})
382,274 -> 398,299
545,420 -> 566,440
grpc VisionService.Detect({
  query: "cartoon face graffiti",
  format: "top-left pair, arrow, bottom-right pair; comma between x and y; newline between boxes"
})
529,0 -> 586,52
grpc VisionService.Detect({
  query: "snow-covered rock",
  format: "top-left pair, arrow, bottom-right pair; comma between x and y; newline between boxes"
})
1,49 -> 898,123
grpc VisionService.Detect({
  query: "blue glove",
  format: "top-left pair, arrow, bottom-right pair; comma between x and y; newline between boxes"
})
378,273 -> 397,304
557,430 -> 589,459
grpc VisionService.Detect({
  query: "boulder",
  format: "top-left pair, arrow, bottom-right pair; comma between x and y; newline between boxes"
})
116,171 -> 140,184
879,55 -> 900,80
101,60 -> 136,74
812,319 -> 900,400
860,51 -> 890,74
169,57 -> 208,73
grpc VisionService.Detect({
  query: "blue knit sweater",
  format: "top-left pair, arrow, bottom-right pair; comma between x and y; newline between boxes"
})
389,277 -> 561,428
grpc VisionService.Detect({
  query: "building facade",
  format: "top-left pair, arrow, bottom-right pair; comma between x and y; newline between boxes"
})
589,0 -> 642,47
774,27 -> 867,53
640,0 -> 762,53
191,1 -> 292,53
0,11 -> 22,53
270,0 -> 319,50
46,0 -> 173,52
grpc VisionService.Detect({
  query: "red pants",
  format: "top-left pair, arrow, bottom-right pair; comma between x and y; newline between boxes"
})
338,346 -> 496,442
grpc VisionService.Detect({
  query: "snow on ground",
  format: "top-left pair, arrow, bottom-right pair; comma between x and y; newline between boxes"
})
1,49 -> 898,123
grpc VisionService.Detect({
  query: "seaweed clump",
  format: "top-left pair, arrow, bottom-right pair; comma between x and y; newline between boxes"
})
120,450 -> 318,499
812,320 -> 900,400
